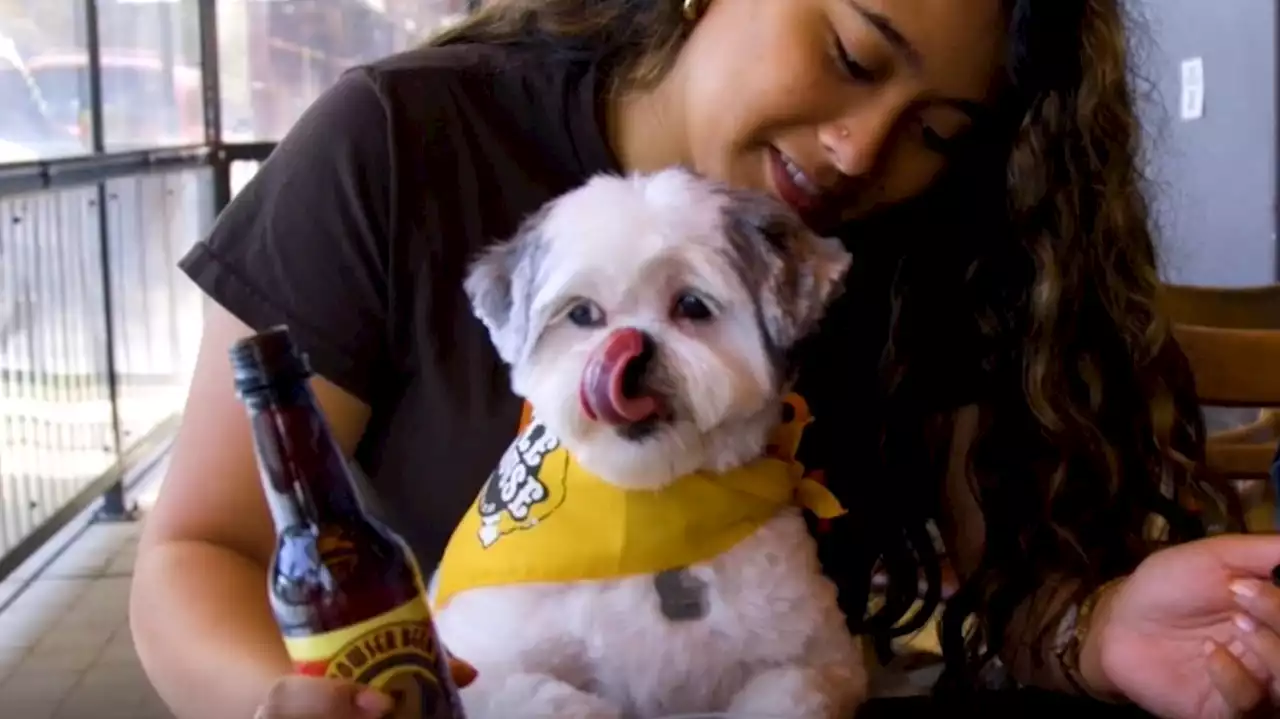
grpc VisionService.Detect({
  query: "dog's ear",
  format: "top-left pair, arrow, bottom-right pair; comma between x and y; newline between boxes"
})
463,210 -> 549,366
719,189 -> 852,350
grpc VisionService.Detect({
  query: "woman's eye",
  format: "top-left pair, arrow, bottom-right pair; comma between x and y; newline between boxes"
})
836,42 -> 875,82
567,301 -> 604,328
673,293 -> 713,322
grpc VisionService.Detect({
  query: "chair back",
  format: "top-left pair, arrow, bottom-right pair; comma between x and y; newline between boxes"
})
1159,283 -> 1280,330
1162,282 -> 1280,485
1172,324 -> 1280,481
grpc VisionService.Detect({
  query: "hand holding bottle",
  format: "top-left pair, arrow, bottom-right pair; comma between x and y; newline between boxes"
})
254,658 -> 477,719
231,327 -> 473,718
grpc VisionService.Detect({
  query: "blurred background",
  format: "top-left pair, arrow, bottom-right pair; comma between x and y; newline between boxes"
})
0,0 -> 471,579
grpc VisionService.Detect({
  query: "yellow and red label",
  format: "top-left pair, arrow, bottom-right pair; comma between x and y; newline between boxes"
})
285,598 -> 455,719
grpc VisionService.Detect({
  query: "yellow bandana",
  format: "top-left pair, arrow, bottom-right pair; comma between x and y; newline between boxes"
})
432,394 -> 845,611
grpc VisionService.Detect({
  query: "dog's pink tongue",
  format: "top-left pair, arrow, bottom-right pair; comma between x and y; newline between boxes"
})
580,328 -> 658,425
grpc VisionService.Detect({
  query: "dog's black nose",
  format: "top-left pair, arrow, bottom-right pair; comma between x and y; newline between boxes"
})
619,331 -> 655,399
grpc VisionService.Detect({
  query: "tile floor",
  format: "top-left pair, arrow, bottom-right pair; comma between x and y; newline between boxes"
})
0,454 -> 172,719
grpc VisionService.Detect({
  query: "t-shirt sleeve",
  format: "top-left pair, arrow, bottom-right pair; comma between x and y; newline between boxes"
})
179,68 -> 395,403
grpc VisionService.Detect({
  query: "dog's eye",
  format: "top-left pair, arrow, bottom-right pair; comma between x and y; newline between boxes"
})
672,293 -> 713,322
567,301 -> 605,328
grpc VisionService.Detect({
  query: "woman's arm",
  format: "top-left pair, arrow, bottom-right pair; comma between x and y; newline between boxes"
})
937,404 -> 1122,694
130,305 -> 373,718
130,67 -> 402,716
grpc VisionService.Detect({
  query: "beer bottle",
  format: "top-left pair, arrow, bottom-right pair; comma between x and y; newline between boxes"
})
230,326 -> 465,719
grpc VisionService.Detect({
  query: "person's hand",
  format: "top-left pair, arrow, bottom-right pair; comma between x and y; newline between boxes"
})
253,657 -> 477,718
1083,534 -> 1280,719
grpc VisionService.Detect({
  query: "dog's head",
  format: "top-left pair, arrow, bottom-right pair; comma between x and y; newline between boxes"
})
465,168 -> 851,488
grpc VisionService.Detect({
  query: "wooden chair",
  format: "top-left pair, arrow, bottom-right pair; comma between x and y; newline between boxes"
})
1159,283 -> 1280,331
1160,283 -> 1280,531
1173,324 -> 1280,482
1161,284 -> 1280,481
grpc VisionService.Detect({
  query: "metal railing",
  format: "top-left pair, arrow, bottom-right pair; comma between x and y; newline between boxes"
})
0,0 -> 474,580
0,157 -> 222,579
0,0 -> 277,579
0,143 -> 271,581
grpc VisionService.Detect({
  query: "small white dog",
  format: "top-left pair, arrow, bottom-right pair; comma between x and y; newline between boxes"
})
431,168 -> 866,718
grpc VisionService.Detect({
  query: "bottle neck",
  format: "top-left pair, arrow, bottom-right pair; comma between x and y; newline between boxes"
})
244,381 -> 362,532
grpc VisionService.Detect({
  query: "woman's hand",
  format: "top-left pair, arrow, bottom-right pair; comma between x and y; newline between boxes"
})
1084,534 -> 1280,718
253,657 -> 477,718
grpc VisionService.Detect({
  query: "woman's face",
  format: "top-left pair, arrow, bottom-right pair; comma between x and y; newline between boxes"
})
669,0 -> 1007,229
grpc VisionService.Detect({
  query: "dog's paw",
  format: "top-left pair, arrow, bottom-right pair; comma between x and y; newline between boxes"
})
727,665 -> 864,719
467,672 -> 623,719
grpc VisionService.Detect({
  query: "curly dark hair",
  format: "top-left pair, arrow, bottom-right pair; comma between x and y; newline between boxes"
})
430,0 -> 1242,686
901,0 -> 1243,685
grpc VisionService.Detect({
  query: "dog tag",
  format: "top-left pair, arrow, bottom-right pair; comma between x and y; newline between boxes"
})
655,568 -> 708,621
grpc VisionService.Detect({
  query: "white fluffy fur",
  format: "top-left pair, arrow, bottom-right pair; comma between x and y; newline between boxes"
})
435,511 -> 862,718
509,170 -> 787,489
439,168 -> 866,718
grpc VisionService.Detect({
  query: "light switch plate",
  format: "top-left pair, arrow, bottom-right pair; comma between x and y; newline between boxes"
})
1180,57 -> 1205,121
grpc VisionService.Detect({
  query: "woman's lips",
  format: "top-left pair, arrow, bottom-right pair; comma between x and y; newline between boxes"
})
768,147 -> 825,216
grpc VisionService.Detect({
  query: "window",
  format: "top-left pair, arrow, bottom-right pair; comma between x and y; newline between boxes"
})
218,0 -> 471,141
97,0 -> 204,150
0,1 -> 92,162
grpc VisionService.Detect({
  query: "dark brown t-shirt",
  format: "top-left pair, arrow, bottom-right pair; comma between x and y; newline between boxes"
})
179,42 -> 911,613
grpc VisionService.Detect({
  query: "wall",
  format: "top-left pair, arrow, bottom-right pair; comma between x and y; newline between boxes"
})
1135,0 -> 1277,287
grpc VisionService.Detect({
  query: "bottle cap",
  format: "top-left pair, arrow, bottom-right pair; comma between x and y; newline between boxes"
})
229,325 -> 313,394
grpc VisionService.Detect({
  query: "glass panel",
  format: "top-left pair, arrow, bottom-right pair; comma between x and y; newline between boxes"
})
0,0 -> 93,162
218,0 -> 472,142
105,167 -> 211,447
97,0 -> 205,151
0,166 -> 212,567
0,187 -> 114,553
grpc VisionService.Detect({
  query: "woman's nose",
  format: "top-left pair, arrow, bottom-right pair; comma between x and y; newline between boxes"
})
818,115 -> 894,179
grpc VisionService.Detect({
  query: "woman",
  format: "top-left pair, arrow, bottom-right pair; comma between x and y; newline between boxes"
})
130,0 -> 1280,717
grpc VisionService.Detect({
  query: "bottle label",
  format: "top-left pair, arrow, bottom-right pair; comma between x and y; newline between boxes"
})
285,598 -> 454,718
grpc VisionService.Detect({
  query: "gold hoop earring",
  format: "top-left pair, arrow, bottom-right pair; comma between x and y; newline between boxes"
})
682,0 -> 705,22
